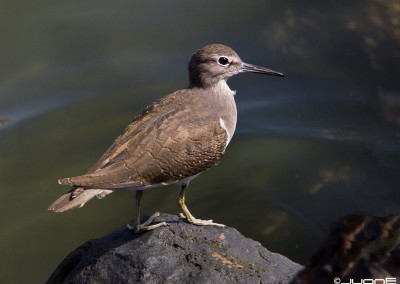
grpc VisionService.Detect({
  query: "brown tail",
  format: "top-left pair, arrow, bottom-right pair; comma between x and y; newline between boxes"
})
48,187 -> 112,212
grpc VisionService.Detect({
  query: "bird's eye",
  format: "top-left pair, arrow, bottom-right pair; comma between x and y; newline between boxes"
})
218,57 -> 229,66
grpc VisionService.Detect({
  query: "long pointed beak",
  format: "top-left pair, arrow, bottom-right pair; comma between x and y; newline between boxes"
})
241,62 -> 284,77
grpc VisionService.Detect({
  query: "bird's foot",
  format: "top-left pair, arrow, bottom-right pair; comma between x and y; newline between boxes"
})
178,213 -> 225,228
127,212 -> 168,233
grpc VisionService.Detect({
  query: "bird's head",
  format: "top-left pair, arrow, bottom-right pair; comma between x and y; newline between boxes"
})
188,44 -> 283,88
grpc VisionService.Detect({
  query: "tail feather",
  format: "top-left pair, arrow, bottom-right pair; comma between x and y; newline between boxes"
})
48,187 -> 113,212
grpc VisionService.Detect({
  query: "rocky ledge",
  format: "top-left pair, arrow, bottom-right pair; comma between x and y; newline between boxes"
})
47,213 -> 302,284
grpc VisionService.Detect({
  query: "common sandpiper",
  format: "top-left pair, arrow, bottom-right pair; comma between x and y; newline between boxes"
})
48,44 -> 284,232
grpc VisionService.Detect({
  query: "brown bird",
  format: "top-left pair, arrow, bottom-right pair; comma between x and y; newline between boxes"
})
48,44 -> 284,232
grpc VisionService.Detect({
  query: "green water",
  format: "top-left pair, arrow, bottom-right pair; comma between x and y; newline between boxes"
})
1,1 -> 400,282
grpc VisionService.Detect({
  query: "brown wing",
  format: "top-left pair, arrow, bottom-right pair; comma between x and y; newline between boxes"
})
59,108 -> 228,189
85,95 -> 178,174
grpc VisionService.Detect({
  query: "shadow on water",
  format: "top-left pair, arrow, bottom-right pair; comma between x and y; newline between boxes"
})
0,119 -> 9,126
0,0 -> 399,283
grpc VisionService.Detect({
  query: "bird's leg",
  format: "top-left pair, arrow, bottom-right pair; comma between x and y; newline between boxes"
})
127,190 -> 167,232
177,183 -> 225,228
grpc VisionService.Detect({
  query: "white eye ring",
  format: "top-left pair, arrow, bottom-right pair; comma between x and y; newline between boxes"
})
218,56 -> 229,66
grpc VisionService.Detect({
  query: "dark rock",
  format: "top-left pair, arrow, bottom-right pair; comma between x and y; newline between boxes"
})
48,213 -> 302,284
291,215 -> 400,284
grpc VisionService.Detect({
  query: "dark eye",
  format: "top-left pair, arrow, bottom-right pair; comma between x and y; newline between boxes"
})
218,56 -> 229,66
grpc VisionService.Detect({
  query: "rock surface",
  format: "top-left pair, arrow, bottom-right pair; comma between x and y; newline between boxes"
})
48,213 -> 302,284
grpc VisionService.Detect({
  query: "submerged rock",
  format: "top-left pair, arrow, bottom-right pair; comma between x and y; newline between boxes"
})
47,213 -> 302,284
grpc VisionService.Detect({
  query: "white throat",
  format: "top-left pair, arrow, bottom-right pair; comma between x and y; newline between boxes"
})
215,79 -> 236,97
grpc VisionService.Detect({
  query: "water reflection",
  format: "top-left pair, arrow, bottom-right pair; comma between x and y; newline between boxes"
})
378,88 -> 400,127
262,1 -> 400,80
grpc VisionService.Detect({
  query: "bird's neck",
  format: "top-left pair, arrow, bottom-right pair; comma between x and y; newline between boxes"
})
187,80 -> 237,141
212,79 -> 236,97
190,79 -> 235,96
207,80 -> 237,144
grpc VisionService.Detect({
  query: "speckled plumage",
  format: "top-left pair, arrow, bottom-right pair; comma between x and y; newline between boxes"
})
60,89 -> 230,189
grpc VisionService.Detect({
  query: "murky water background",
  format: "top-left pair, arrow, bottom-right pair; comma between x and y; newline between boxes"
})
1,1 -> 400,282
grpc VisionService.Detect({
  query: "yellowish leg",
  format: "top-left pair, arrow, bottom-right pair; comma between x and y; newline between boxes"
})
127,190 -> 167,233
177,183 -> 225,228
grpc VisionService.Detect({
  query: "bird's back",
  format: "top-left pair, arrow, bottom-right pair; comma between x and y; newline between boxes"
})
58,88 -> 230,190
